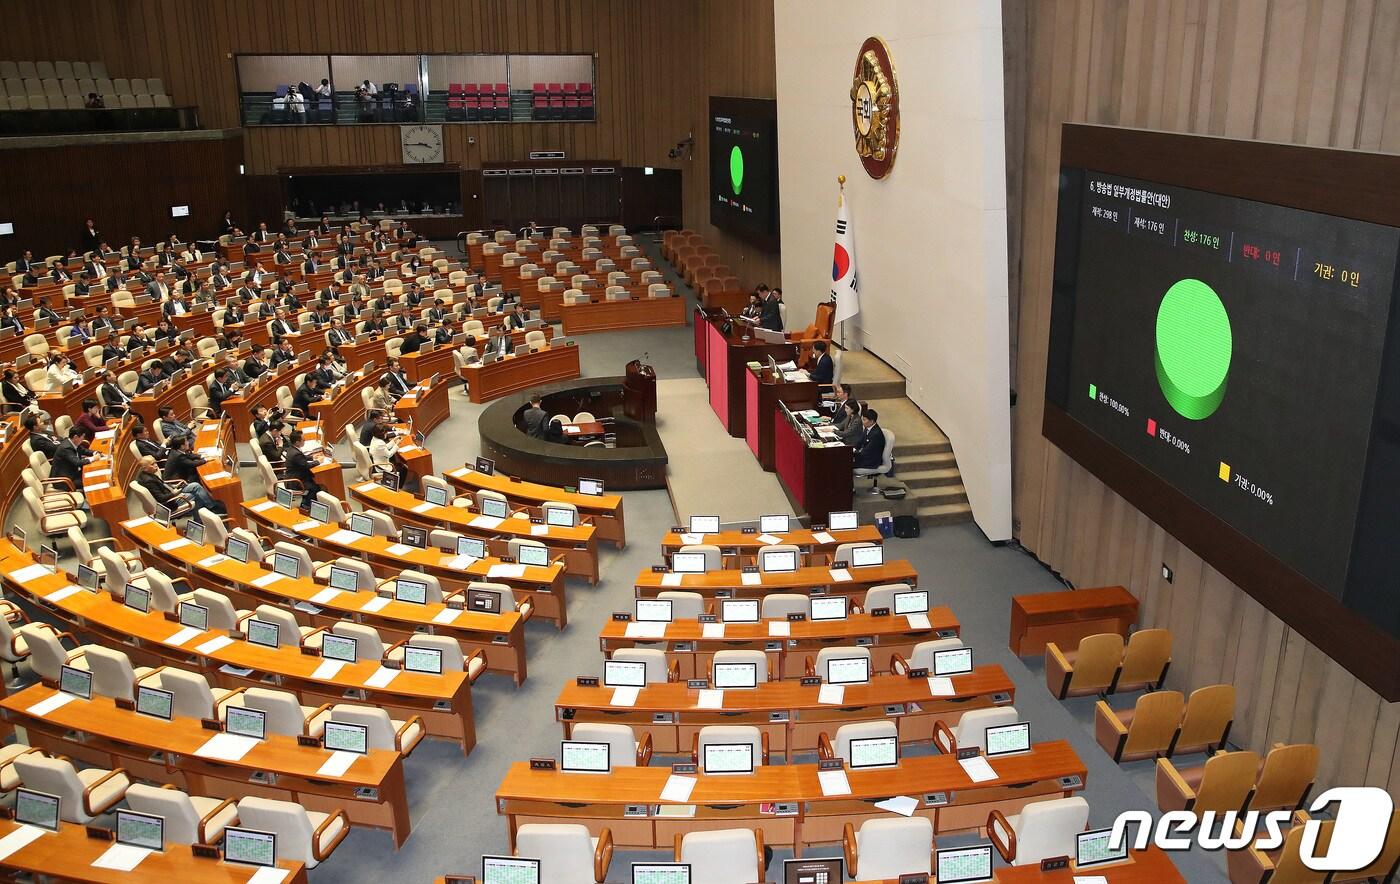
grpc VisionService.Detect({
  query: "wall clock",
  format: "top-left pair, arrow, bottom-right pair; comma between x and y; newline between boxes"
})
400,124 -> 444,164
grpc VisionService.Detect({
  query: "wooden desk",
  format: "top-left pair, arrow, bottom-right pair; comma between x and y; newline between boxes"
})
559,295 -> 687,335
698,308 -> 797,438
400,344 -> 455,383
348,481 -> 601,586
445,465 -> 626,549
240,495 -> 572,628
598,609 -> 961,680
774,406 -> 853,527
81,426 -> 129,538
118,519 -> 531,685
3,685 -> 413,846
634,562 -> 918,604
556,667 -> 1015,758
747,365 -> 820,471
659,526 -> 883,567
308,364 -> 381,444
191,418 -> 246,528
1008,586 -> 1139,657
205,356 -> 320,444
495,740 -> 1087,851
991,846 -> 1185,882
393,375 -> 452,438
0,818 -> 308,883
460,344 -> 582,404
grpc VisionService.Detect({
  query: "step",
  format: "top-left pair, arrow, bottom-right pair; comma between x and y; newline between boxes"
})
843,378 -> 906,400
917,501 -> 975,527
896,467 -> 963,489
905,483 -> 968,506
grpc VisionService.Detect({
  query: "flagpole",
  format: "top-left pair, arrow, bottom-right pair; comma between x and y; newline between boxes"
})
837,176 -> 846,351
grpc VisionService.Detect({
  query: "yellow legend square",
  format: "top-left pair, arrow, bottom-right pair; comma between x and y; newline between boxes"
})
1218,462 -> 1231,482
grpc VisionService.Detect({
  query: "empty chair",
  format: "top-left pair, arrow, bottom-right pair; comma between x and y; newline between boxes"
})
604,285 -> 628,301
112,77 -> 131,94
199,508 -> 229,548
15,61 -> 35,78
262,541 -> 313,579
250,604 -> 324,648
1095,690 -> 1185,763
861,580 -> 911,613
13,754 -> 129,824
327,622 -> 388,661
235,796 -> 347,869
235,687 -> 331,738
693,725 -> 767,766
758,543 -> 801,571
385,636 -> 486,680
160,668 -> 238,720
675,828 -> 764,884
1115,628 -> 1172,693
515,823 -> 613,884
1045,632 -> 1124,699
988,796 -> 1091,866
1251,743 -> 1318,812
1157,750 -> 1260,814
759,593 -> 807,619
819,719 -> 897,765
656,590 -> 704,620
35,61 -> 55,78
711,649 -> 768,684
843,817 -> 934,880
189,587 -> 250,632
327,704 -> 424,756
648,283 -> 672,298
610,647 -> 674,683
933,706 -> 1022,754
809,645 -> 871,682
570,723 -> 651,767
0,605 -> 33,686
314,556 -> 376,590
1173,683 -> 1236,757
507,538 -> 548,564
1227,810 -> 1332,884
891,637 -> 964,674
465,581 -> 533,620
83,645 -> 161,701
146,77 -> 164,94
383,569 -> 445,603
17,622 -> 86,683
125,783 -> 237,846
91,62 -> 109,79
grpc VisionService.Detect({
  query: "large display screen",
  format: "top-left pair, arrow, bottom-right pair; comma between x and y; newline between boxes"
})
709,96 -> 778,246
1044,125 -> 1400,698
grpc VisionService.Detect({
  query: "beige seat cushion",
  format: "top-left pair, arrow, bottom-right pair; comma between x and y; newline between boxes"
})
77,767 -> 129,812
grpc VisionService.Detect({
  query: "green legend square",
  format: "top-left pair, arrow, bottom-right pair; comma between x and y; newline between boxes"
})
1089,383 -> 1097,400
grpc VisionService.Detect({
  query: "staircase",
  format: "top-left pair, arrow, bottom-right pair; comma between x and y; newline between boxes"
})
841,351 -> 974,529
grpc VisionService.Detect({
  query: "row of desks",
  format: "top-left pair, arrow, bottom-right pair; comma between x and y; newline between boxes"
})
558,293 -> 686,335
458,342 -> 583,404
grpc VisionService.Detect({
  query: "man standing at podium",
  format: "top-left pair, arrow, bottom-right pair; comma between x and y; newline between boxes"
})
759,286 -> 784,332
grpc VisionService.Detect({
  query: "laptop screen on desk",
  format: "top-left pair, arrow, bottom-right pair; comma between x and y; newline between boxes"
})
545,507 -> 576,528
116,809 -> 165,851
15,788 -> 59,832
894,589 -> 929,614
482,856 -> 539,884
225,706 -> 266,740
826,655 -> 870,685
124,583 -> 151,613
518,544 -> 549,567
395,578 -> 428,604
759,514 -> 789,534
321,633 -> 357,663
272,552 -> 301,579
225,536 -> 250,562
849,735 -> 898,769
274,486 -> 294,509
424,484 -> 449,506
324,721 -> 368,754
308,501 -> 330,523
671,552 -> 705,574
245,619 -> 279,648
404,646 -> 443,674
760,549 -> 797,573
933,647 -> 973,677
178,601 -> 208,631
827,511 -> 857,531
135,685 -> 173,720
635,598 -> 672,623
578,478 -> 604,496
936,845 -> 994,883
720,598 -> 759,623
481,497 -> 508,519
349,513 -> 373,536
603,659 -> 647,687
77,563 -> 99,590
633,864 -> 691,884
810,595 -> 848,621
184,518 -> 205,545
59,664 -> 91,699
702,742 -> 753,774
985,722 -> 1031,757
688,515 -> 719,534
468,588 -> 501,614
224,827 -> 277,867
400,526 -> 427,549
328,566 -> 360,592
1076,829 -> 1129,868
712,661 -> 757,689
560,740 -> 610,773
850,545 -> 884,568
783,858 -> 842,884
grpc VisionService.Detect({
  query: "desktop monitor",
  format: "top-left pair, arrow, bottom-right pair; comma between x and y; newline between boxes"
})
560,740 -> 610,773
545,507 -> 576,528
308,501 -> 331,523
274,486 -> 295,509
178,601 -> 208,631
826,655 -> 870,685
184,518 -> 205,545
404,645 -> 443,675
328,566 -> 360,592
701,742 -> 753,774
810,596 -> 848,621
893,589 -> 930,615
10,527 -> 23,552
849,545 -> 884,568
671,552 -> 706,574
38,544 -> 57,570
349,513 -> 374,536
760,549 -> 798,573
932,647 -> 974,677
473,457 -> 495,476
135,685 -> 173,720
153,504 -> 172,527
225,706 -> 267,740
633,864 -> 691,884
783,858 -> 843,884
116,809 -> 165,851
395,578 -> 429,605
76,563 -> 99,590
457,536 -> 486,559
321,633 -> 358,663
225,536 -> 251,563
712,661 -> 757,689
245,619 -> 279,648
578,478 -> 604,496
324,721 -> 368,754
517,544 -> 549,567
602,659 -> 647,688
424,484 -> 449,507
481,497 -> 509,519
635,598 -> 673,623
848,734 -> 898,769
59,664 -> 92,699
124,584 -> 151,613
272,552 -> 301,579
985,722 -> 1032,757
720,598 -> 759,623
827,511 -> 858,531
223,827 -> 277,868
400,525 -> 428,549
759,514 -> 789,534
467,588 -> 502,614
688,515 -> 719,534
378,472 -> 400,492
15,788 -> 60,832
1076,829 -> 1129,869
482,856 -> 539,884
936,845 -> 995,883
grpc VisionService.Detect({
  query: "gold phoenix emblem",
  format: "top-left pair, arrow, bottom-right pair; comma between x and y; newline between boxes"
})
850,37 -> 899,178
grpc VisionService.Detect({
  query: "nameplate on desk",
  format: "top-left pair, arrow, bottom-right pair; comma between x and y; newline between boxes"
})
957,747 -> 982,760
670,763 -> 697,775
671,526 -> 685,533
0,806 -> 12,820
811,524 -> 826,532
871,607 -> 890,617
446,599 -> 464,610
112,696 -> 136,711
296,735 -> 321,748
687,679 -> 708,690
498,555 -> 516,564
442,876 -> 475,884
650,565 -> 667,573
529,757 -> 556,771
191,843 -> 222,860
299,646 -> 321,656
612,612 -> 632,621
201,718 -> 223,732
698,614 -> 717,623
801,676 -> 822,686
576,676 -> 599,687
787,612 -> 806,621
1040,857 -> 1070,872
907,667 -> 930,679
832,560 -> 849,570
740,527 -> 757,534
741,565 -> 758,573
86,825 -> 115,841
817,758 -> 845,771
898,875 -> 930,884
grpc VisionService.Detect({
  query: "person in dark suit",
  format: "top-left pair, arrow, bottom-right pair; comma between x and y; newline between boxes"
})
75,272 -> 96,298
358,410 -> 387,447
12,251 -> 34,274
23,414 -> 57,458
207,367 -> 239,417
325,317 -> 353,347
32,297 -> 61,326
158,406 -> 189,444
283,429 -> 322,511
243,344 -> 269,379
809,341 -> 835,385
759,287 -> 784,332
2,369 -> 36,411
135,360 -> 167,393
381,358 -> 411,398
292,375 -> 323,415
132,423 -> 165,462
161,434 -> 205,483
51,432 -> 93,491
505,303 -> 531,331
399,324 -> 428,355
258,421 -> 288,463
523,394 -> 549,438
486,327 -> 514,359
211,268 -> 234,291
97,370 -> 133,416
361,311 -> 387,337
49,260 -> 72,284
269,308 -> 297,338
80,220 -> 101,254
851,408 -> 886,471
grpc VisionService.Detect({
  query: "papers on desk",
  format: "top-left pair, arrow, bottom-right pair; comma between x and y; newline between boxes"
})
906,613 -> 931,630
817,684 -> 845,705
311,660 -> 347,681
449,468 -> 471,478
756,533 -> 782,545
364,666 -> 400,689
310,588 -> 343,605
316,750 -> 359,778
291,520 -> 319,532
26,692 -> 78,718
196,554 -> 228,567
10,564 -> 53,585
609,686 -> 640,707
196,635 -> 236,655
159,538 -> 193,552
740,571 -> 762,586
396,443 -> 417,453
679,533 -> 703,544
87,468 -> 111,478
562,425 -> 581,435
91,843 -> 151,872
778,361 -> 798,372
248,868 -> 291,884
958,755 -> 998,783
783,370 -> 811,381
411,502 -> 436,514
702,622 -> 725,639
124,516 -> 153,528
0,825 -> 47,861
696,689 -> 725,710
927,677 -> 955,697
1074,877 -> 1109,884
767,621 -> 790,637
874,795 -> 920,817
625,622 -> 666,640
203,470 -> 231,481
659,774 -> 696,803
530,525 -> 549,536
443,554 -> 478,570
829,568 -> 852,582
326,529 -> 364,546
95,429 -> 116,441
249,500 -> 278,513
197,447 -> 222,458
488,564 -> 526,579
195,732 -> 259,762
44,585 -> 82,603
817,768 -> 851,796
251,573 -> 284,588
432,608 -> 460,625
660,572 -> 683,587
470,515 -> 503,530
164,626 -> 204,647
85,482 -> 110,492
811,531 -> 836,545
384,543 -> 413,556
357,592 -> 393,612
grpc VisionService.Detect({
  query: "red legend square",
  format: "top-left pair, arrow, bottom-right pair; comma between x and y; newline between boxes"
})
1146,418 -> 1157,437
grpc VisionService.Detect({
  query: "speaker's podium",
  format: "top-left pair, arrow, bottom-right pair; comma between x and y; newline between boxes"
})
695,307 -> 796,437
623,358 -> 657,422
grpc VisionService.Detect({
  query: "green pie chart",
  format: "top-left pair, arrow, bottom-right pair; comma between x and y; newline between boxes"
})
729,145 -> 744,195
1155,278 -> 1233,420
